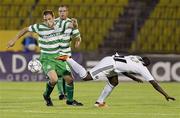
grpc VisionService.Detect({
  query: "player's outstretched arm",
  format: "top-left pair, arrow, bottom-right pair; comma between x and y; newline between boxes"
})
7,27 -> 29,48
122,72 -> 143,83
74,37 -> 81,48
149,80 -> 176,101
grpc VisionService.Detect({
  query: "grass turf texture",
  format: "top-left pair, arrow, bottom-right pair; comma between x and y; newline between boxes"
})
0,81 -> 180,118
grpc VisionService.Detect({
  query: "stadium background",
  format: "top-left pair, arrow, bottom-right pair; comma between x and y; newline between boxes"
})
0,0 -> 179,81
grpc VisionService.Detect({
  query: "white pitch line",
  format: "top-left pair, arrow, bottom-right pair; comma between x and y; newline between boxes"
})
1,109 -> 180,116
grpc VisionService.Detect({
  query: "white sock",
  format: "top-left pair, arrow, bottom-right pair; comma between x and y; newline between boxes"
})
67,58 -> 87,78
96,82 -> 115,103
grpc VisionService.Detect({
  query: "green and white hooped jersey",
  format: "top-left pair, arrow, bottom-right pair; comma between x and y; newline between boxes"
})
28,21 -> 65,54
55,18 -> 81,56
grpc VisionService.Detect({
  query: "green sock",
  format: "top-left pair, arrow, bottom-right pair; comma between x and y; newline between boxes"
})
57,78 -> 64,95
63,79 -> 66,95
66,83 -> 74,102
44,81 -> 54,97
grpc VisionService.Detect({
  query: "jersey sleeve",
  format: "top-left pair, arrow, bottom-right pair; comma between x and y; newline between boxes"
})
61,20 -> 71,32
28,24 -> 38,33
65,21 -> 71,29
71,29 -> 80,39
63,21 -> 81,38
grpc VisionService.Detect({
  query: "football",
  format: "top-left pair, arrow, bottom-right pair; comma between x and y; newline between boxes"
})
28,59 -> 42,73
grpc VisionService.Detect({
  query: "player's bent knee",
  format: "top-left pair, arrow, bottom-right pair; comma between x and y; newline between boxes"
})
83,73 -> 93,81
50,80 -> 57,86
108,76 -> 119,87
49,77 -> 58,85
110,81 -> 119,87
47,70 -> 58,85
64,75 -> 73,84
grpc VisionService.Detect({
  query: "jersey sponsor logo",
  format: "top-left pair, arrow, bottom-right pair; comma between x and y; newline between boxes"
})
42,32 -> 62,39
151,62 -> 180,81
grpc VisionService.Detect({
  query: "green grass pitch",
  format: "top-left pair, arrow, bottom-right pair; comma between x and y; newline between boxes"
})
0,81 -> 180,118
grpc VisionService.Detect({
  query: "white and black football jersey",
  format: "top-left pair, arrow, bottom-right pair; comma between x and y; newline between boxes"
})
89,54 -> 154,81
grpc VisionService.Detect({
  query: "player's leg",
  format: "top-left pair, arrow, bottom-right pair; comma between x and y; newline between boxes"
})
56,56 -> 94,81
58,62 -> 75,105
41,59 -> 58,106
57,57 -> 88,79
57,76 -> 67,100
95,75 -> 119,107
43,70 -> 58,106
66,58 -> 95,81
57,60 -> 83,106
63,75 -> 83,106
63,75 -> 73,103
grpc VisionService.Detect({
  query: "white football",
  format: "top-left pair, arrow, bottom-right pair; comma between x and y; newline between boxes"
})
28,59 -> 42,73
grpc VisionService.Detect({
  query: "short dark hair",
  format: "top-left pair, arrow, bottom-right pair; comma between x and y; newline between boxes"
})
43,10 -> 54,17
59,5 -> 68,10
142,57 -> 150,66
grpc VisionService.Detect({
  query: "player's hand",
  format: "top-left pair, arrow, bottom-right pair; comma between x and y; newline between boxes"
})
71,18 -> 78,29
165,96 -> 176,101
7,39 -> 16,48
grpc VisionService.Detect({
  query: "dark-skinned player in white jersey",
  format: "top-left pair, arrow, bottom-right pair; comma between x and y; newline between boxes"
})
56,53 -> 175,107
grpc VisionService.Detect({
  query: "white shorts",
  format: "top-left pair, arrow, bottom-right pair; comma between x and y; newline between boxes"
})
89,56 -> 117,80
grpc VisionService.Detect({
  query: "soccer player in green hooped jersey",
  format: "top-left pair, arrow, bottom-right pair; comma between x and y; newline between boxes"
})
54,5 -> 82,100
7,10 -> 83,106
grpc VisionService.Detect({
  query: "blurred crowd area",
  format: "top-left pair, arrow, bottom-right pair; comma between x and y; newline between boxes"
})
0,0 -> 179,54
